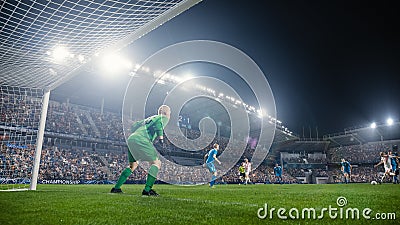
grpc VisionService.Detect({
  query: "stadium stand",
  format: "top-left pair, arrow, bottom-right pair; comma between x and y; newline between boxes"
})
1,97 -> 400,184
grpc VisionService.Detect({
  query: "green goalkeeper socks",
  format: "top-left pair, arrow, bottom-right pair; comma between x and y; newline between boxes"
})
144,165 -> 159,192
115,168 -> 132,189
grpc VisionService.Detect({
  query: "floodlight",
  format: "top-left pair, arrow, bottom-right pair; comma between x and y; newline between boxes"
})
100,53 -> 131,73
52,46 -> 69,62
387,118 -> 394,126
370,122 -> 377,129
141,66 -> 150,72
180,73 -> 193,82
125,62 -> 133,70
77,54 -> 85,63
157,79 -> 165,84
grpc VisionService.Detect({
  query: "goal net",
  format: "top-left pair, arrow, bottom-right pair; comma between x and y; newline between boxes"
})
0,0 -> 201,190
0,85 -> 44,190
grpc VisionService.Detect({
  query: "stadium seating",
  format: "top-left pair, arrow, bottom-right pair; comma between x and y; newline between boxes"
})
1,98 -> 399,184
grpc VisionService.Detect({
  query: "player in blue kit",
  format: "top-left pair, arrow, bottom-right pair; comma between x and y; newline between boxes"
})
340,158 -> 352,184
204,144 -> 221,188
388,147 -> 399,184
273,163 -> 283,184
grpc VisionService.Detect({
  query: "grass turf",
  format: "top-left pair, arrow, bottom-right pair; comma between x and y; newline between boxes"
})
0,183 -> 399,225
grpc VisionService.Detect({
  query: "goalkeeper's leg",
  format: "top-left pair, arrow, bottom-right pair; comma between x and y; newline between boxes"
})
112,162 -> 138,192
143,159 -> 161,196
112,148 -> 138,193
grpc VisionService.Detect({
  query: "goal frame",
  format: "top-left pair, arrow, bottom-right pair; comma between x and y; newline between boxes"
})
0,0 -> 202,191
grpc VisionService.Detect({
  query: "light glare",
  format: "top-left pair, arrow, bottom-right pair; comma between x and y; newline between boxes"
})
52,46 -> 69,62
100,53 -> 131,73
387,118 -> 394,126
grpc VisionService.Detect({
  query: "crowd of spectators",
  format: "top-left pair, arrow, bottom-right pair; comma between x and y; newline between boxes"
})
0,92 -> 41,128
327,166 -> 382,183
0,144 -> 109,181
1,142 -> 301,184
327,142 -> 399,163
46,102 -> 85,136
1,140 -> 397,184
313,168 -> 328,177
1,97 -> 399,184
285,168 -> 305,177
90,111 -> 125,141
282,153 -> 328,164
0,144 -> 34,179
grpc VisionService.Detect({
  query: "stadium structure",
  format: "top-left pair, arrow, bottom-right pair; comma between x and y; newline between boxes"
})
1,0 -> 400,191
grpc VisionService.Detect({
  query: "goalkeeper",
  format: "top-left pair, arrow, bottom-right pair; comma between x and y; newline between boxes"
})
111,105 -> 170,196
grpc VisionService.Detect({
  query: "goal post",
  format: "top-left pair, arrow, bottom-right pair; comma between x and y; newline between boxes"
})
29,90 -> 50,191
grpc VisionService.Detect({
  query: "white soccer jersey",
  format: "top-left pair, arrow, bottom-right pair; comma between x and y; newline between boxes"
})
382,156 -> 392,172
244,162 -> 251,174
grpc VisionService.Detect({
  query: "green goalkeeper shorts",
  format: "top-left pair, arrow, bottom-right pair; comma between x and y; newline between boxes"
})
127,134 -> 158,162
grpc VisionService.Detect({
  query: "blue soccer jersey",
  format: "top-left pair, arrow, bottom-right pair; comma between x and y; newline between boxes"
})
341,161 -> 351,173
206,148 -> 218,163
274,166 -> 282,176
390,155 -> 397,170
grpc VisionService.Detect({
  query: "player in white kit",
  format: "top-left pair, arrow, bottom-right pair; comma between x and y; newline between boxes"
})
244,158 -> 252,185
374,152 -> 393,184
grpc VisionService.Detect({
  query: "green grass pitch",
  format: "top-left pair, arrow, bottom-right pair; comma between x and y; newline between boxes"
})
0,183 -> 399,225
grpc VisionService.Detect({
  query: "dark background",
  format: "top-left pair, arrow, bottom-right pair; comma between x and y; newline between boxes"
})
52,0 -> 400,136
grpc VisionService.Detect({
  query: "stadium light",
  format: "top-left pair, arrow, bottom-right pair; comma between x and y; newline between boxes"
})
370,122 -> 377,129
141,66 -> 150,73
181,73 -> 193,82
387,118 -> 394,126
100,53 -> 131,73
52,46 -> 70,62
257,109 -> 263,118
77,54 -> 85,63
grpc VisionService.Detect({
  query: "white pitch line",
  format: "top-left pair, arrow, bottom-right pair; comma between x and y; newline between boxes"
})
171,197 -> 259,207
107,193 -> 259,207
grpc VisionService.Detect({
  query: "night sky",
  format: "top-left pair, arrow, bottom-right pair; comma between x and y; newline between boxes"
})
54,0 -> 400,136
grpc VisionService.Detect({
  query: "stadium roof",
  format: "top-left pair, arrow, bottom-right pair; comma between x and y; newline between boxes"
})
323,121 -> 400,148
274,140 -> 329,153
0,0 -> 201,90
267,121 -> 400,156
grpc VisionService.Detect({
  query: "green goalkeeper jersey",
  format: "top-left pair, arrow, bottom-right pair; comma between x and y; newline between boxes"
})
239,166 -> 245,173
132,115 -> 169,141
